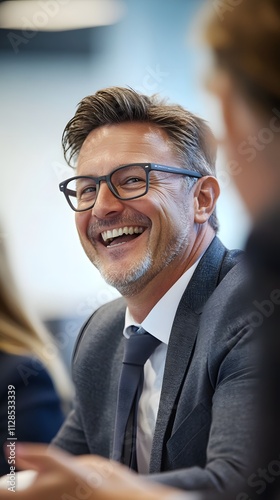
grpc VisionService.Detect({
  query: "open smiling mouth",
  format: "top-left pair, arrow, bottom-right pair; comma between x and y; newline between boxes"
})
101,226 -> 145,247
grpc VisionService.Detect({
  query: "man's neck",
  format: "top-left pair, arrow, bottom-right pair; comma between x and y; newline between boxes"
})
125,227 -> 215,323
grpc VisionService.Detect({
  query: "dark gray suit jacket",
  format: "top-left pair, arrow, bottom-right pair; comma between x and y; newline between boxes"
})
53,237 -> 258,493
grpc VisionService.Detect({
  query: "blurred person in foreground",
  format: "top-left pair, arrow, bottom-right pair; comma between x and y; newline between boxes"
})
1,0 -> 279,497
0,230 -> 73,477
205,0 -> 280,497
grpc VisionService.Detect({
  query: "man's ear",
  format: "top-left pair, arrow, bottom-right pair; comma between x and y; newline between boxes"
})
193,176 -> 220,224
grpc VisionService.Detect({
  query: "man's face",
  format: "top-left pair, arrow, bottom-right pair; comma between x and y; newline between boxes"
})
75,122 -> 197,296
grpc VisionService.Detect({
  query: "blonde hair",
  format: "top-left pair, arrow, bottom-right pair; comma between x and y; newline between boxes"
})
0,232 -> 73,402
204,0 -> 280,115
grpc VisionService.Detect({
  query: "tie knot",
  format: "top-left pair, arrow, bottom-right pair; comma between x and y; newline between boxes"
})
123,328 -> 160,366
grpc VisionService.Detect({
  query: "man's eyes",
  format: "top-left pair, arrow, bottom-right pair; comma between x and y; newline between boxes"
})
77,185 -> 96,198
124,177 -> 143,184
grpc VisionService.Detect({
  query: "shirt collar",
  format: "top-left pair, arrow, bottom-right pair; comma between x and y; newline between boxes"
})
124,258 -> 200,345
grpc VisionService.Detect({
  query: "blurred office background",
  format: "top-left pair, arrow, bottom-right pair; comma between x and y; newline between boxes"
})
0,0 -> 251,369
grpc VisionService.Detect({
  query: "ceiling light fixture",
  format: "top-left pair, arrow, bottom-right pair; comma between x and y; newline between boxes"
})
0,0 -> 126,31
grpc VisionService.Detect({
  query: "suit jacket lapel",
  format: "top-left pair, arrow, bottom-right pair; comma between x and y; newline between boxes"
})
149,236 -> 227,472
150,301 -> 199,472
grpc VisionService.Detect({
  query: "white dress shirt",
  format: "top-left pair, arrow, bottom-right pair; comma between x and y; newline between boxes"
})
124,260 -> 200,473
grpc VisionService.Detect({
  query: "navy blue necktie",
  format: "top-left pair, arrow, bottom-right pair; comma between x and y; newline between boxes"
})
112,327 -> 160,470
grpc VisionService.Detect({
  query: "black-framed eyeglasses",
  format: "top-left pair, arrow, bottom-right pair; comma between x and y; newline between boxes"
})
59,163 -> 203,212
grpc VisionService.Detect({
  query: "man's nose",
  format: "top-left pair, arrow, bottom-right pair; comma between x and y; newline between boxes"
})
91,181 -> 125,218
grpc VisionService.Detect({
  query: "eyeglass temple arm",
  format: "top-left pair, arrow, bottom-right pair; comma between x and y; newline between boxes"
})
152,164 -> 202,178
60,185 -> 76,197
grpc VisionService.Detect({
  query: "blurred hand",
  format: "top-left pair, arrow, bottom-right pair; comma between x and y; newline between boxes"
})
0,443 -> 186,500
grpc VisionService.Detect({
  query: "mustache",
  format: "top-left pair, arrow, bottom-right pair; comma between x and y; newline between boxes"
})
87,215 -> 150,238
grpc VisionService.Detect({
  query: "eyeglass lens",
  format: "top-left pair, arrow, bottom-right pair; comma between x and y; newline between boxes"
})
66,165 -> 148,210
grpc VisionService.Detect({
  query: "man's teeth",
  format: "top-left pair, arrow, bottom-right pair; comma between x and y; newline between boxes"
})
101,226 -> 144,242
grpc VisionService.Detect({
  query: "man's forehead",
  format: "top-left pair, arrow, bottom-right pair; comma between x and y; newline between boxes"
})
77,121 -> 174,166
83,121 -> 172,144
